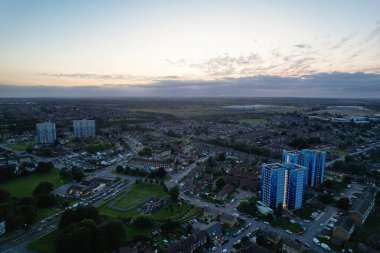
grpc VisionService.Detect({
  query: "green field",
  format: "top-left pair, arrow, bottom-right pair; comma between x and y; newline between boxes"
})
6,141 -> 36,151
238,118 -> 268,124
28,230 -> 58,253
99,184 -> 202,222
149,131 -> 163,137
0,169 -> 64,198
326,148 -> 350,157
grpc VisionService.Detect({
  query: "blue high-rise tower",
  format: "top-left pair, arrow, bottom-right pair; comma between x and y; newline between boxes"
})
283,163 -> 307,210
282,149 -> 326,187
261,163 -> 286,209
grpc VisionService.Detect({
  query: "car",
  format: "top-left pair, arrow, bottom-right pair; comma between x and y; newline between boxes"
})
320,223 -> 324,227
222,249 -> 228,253
212,246 -> 217,251
263,221 -> 269,225
313,238 -> 321,246
304,219 -> 310,223
285,230 -> 292,234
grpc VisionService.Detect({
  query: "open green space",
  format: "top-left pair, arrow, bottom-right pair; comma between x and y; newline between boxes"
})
0,169 -> 64,198
238,118 -> 268,124
28,230 -> 58,253
36,207 -> 60,221
326,148 -> 350,157
293,206 -> 314,219
275,217 -> 303,233
6,141 -> 36,151
114,184 -> 165,209
149,131 -> 163,137
99,183 -> 202,222
364,206 -> 380,232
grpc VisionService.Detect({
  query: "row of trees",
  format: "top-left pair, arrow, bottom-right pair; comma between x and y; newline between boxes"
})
57,206 -> 126,253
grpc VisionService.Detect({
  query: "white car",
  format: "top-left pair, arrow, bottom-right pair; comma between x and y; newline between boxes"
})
211,246 -> 217,251
222,249 -> 228,253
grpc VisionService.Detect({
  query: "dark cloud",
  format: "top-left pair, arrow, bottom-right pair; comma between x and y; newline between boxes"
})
294,44 -> 310,48
1,72 -> 379,98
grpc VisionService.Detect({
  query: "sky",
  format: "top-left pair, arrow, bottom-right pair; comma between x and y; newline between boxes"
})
0,0 -> 379,97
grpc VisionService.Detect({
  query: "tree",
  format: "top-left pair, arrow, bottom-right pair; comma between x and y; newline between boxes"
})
0,189 -> 10,203
342,176 -> 352,186
138,146 -> 152,157
217,153 -> 226,161
155,167 -> 167,178
317,193 -> 335,204
274,203 -> 283,217
58,206 -> 100,229
36,194 -> 56,207
215,177 -> 226,189
56,219 -> 97,253
33,181 -> 53,195
169,185 -> 179,201
73,171 -> 85,182
133,215 -> 154,228
97,219 -> 126,252
36,162 -> 54,173
116,165 -> 124,173
337,197 -> 350,211
345,155 -> 354,163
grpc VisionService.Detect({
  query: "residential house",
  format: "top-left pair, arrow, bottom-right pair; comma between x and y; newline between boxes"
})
202,221 -> 223,241
203,208 -> 221,222
215,183 -> 234,201
220,212 -> 238,227
282,237 -> 306,253
167,230 -> 208,253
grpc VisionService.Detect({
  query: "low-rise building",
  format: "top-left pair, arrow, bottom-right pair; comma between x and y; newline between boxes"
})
167,230 -> 208,253
333,216 -> 355,241
282,237 -> 306,253
349,187 -> 377,224
220,212 -> 238,227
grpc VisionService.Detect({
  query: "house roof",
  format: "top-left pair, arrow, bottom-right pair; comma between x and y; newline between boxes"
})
202,222 -> 222,238
335,215 -> 355,234
220,212 -> 236,222
167,230 -> 208,253
282,237 -> 304,251
350,187 -> 377,216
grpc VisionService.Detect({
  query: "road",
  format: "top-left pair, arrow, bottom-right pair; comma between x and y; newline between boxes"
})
0,180 -> 130,253
0,144 -> 52,163
326,141 -> 380,167
181,193 -> 338,253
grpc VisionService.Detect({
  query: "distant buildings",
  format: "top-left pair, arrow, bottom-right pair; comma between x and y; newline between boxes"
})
282,149 -> 326,187
36,122 -> 56,144
73,119 -> 95,139
261,162 -> 307,210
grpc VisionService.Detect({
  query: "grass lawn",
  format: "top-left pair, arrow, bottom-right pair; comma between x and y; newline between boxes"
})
37,207 -> 60,221
0,169 -> 65,198
326,148 -> 350,157
6,141 -> 36,151
99,183 -> 202,222
28,230 -> 58,253
238,118 -> 268,124
149,131 -> 162,137
275,218 -> 303,233
364,206 -> 380,232
293,206 -> 315,219
114,184 -> 166,209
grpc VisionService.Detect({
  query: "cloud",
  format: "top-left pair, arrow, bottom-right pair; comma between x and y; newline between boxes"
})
294,44 -> 310,48
1,72 -> 379,98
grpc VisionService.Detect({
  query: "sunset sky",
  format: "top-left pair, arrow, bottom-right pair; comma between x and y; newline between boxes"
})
0,0 -> 379,97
